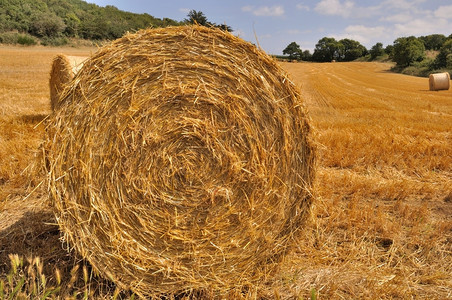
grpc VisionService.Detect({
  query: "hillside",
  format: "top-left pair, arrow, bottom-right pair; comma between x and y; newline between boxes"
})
0,0 -> 181,44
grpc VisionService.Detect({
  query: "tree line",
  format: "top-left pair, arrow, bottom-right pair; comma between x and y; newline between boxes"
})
0,0 -> 182,42
0,0 -> 230,45
1,0 -> 450,73
283,33 -> 452,71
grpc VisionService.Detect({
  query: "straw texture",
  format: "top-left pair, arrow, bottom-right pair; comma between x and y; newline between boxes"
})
49,54 -> 73,111
45,25 -> 315,298
429,72 -> 450,91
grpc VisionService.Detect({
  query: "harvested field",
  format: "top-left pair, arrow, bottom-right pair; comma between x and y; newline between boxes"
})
280,61 -> 452,298
0,45 -> 451,299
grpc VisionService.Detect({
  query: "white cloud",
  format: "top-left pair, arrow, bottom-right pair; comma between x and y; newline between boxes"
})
341,25 -> 388,44
434,5 -> 452,19
314,0 -> 354,18
296,3 -> 310,11
382,0 -> 426,11
313,0 -> 430,21
380,13 -> 413,23
377,1 -> 451,37
179,8 -> 190,15
242,5 -> 285,17
393,18 -> 449,37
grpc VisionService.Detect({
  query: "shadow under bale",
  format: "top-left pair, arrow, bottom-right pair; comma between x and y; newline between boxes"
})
0,205 -> 128,298
0,209 -> 68,277
19,113 -> 48,125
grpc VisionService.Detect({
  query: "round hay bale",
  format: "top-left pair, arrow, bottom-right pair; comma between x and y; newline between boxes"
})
429,72 -> 450,91
45,25 -> 315,297
49,54 -> 73,112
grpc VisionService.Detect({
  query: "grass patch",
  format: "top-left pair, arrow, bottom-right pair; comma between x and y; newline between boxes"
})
40,36 -> 69,47
0,32 -> 37,46
391,52 -> 452,77
0,254 -> 136,299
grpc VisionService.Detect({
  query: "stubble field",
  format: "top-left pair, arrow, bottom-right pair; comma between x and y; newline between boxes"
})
0,45 -> 451,299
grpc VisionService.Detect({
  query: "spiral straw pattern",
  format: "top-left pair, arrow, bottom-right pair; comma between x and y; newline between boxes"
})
46,25 -> 315,297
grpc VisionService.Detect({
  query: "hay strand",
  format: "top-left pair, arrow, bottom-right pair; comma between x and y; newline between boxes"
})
45,25 -> 315,298
429,72 -> 450,91
49,54 -> 73,112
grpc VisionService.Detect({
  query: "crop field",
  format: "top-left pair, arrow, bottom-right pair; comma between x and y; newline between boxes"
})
0,46 -> 451,298
280,61 -> 452,298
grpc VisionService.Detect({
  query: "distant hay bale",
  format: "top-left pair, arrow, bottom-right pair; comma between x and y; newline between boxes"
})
45,25 -> 315,298
429,72 -> 450,91
49,54 -> 73,112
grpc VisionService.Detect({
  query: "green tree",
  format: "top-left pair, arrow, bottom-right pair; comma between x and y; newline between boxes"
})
215,23 -> 233,32
185,10 -> 208,26
339,38 -> 367,61
447,54 -> 452,69
312,37 -> 341,62
393,37 -> 425,67
64,12 -> 81,36
283,42 -> 303,61
79,12 -> 100,39
369,42 -> 385,60
162,17 -> 180,27
0,0 -> 182,41
30,11 -> 66,37
0,12 -> 9,32
385,45 -> 394,57
184,10 -> 232,31
434,39 -> 452,68
302,50 -> 312,61
2,2 -> 32,32
419,34 -> 446,50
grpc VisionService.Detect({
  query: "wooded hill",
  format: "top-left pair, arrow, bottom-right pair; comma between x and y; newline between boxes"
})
0,0 -> 181,44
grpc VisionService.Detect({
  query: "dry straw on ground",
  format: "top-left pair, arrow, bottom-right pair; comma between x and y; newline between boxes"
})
45,25 -> 315,298
429,72 -> 450,91
49,54 -> 73,112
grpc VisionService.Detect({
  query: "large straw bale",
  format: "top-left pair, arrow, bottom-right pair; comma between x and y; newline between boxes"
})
49,54 -> 73,111
45,25 -> 315,298
429,72 -> 450,91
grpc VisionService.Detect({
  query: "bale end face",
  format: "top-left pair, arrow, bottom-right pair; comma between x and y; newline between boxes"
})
66,55 -> 89,75
46,25 -> 316,298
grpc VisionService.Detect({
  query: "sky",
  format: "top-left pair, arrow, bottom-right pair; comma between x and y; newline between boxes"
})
86,0 -> 452,55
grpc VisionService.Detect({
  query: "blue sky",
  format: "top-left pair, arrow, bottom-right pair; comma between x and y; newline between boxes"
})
87,0 -> 452,55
